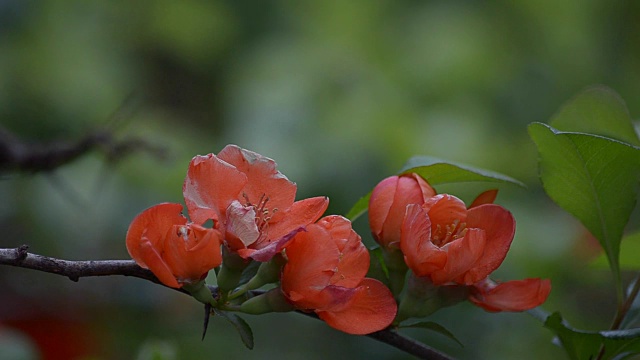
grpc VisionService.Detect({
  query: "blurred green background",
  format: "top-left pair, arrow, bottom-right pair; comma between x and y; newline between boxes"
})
1,0 -> 639,359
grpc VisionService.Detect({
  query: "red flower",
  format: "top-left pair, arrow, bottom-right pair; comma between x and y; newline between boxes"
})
183,145 -> 328,261
281,216 -> 397,335
469,278 -> 552,312
369,174 -> 436,250
126,203 -> 222,289
401,194 -> 515,285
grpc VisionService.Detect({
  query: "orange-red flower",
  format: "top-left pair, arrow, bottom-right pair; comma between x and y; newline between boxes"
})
126,203 -> 222,289
281,216 -> 397,335
401,194 -> 516,285
183,145 -> 329,261
469,278 -> 551,312
369,174 -> 436,250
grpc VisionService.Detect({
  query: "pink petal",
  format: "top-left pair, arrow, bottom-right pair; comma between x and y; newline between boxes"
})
469,189 -> 498,208
368,176 -> 398,241
163,224 -> 223,284
317,278 -> 397,335
431,228 -> 486,285
423,194 -> 467,230
469,278 -> 551,312
400,204 -> 446,277
225,200 -> 260,247
281,224 -> 339,309
266,196 -> 329,242
217,145 -> 297,214
317,215 -> 369,288
183,153 -> 247,225
126,203 -> 186,269
139,239 -> 180,289
461,204 -> 515,283
238,227 -> 305,262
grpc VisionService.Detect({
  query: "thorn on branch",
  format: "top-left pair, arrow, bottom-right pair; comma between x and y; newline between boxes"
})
202,303 -> 212,341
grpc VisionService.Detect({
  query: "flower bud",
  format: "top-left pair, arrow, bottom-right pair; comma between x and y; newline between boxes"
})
369,174 -> 435,250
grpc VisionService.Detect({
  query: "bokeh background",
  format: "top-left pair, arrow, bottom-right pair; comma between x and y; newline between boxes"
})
1,1 -> 639,359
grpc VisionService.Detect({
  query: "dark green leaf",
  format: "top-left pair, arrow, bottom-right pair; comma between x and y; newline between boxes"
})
399,321 -> 463,348
550,85 -> 640,146
214,309 -> 254,349
345,156 -> 524,221
400,156 -> 525,187
529,123 -> 640,289
544,312 -> 640,360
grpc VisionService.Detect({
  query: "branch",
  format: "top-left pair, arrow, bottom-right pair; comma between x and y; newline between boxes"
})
0,245 -> 454,360
292,310 -> 454,360
0,245 -> 160,284
367,329 -> 454,360
0,126 -> 166,174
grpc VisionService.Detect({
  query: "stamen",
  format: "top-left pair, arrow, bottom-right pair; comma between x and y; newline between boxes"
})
431,220 -> 468,247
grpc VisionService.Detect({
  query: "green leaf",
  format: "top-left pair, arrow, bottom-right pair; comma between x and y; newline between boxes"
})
400,156 -> 526,187
550,85 -> 640,147
345,156 -> 524,221
368,246 -> 389,279
591,232 -> 640,270
529,123 -> 640,291
399,321 -> 463,348
544,312 -> 640,360
214,309 -> 254,349
345,193 -> 371,221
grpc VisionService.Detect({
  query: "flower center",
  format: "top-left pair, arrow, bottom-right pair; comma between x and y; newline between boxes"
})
431,219 -> 468,247
242,193 -> 278,234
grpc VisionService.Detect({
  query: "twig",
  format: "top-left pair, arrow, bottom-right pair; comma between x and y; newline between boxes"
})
0,245 -> 454,360
0,245 -> 159,284
0,126 -> 166,174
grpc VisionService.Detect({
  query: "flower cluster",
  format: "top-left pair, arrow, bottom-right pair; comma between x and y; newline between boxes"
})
126,145 -> 396,334
126,145 -> 550,337
369,174 -> 551,315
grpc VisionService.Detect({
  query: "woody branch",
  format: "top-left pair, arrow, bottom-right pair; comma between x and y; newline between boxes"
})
0,245 -> 453,360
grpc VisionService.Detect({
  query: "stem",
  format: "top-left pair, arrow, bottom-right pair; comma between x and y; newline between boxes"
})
596,273 -> 640,360
610,273 -> 640,331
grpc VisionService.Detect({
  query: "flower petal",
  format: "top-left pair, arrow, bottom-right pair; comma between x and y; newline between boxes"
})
400,204 -> 446,277
317,278 -> 397,335
126,203 -> 186,269
225,200 -> 260,247
183,153 -> 247,225
431,228 -> 486,285
369,175 -> 436,249
368,176 -> 398,241
139,239 -> 180,289
469,278 -> 551,312
266,196 -> 329,242
461,204 -> 515,283
163,224 -> 223,285
217,145 -> 297,213
469,189 -> 498,208
281,224 -> 338,308
423,194 -> 467,230
317,215 -> 369,288
238,227 -> 304,262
